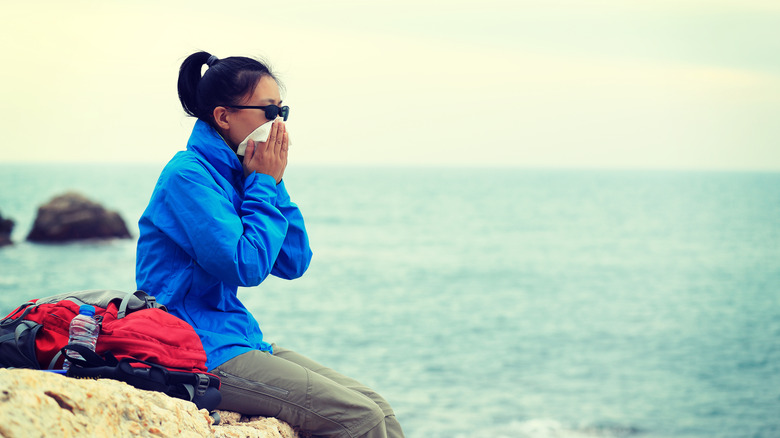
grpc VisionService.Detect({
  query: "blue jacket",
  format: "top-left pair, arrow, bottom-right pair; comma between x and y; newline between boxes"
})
136,120 -> 312,370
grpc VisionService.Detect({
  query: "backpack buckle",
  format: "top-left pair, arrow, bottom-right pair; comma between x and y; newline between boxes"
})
196,374 -> 210,396
144,296 -> 157,308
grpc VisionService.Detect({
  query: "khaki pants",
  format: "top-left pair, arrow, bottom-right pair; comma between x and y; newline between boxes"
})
211,345 -> 404,438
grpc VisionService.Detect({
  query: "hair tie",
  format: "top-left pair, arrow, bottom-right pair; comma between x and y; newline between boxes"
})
206,55 -> 219,67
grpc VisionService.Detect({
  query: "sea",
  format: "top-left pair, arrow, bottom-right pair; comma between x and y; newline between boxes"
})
1,163 -> 778,438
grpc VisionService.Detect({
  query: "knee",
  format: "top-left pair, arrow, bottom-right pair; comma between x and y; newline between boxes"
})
371,394 -> 395,418
353,396 -> 387,434
353,386 -> 396,418
366,399 -> 387,426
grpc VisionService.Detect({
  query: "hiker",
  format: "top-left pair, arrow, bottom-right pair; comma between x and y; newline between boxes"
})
135,51 -> 404,438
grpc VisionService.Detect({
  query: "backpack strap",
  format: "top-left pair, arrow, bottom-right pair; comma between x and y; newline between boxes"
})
63,345 -> 216,405
62,343 -> 119,368
1,304 -> 43,369
0,302 -> 36,327
47,351 -> 63,370
117,290 -> 164,319
0,320 -> 37,345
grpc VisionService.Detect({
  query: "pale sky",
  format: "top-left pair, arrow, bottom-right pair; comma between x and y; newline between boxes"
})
1,0 -> 779,170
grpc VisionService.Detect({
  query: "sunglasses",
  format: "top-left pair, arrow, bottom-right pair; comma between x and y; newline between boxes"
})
227,104 -> 289,121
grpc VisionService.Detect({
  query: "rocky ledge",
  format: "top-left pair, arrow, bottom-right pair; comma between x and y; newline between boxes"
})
0,211 -> 13,247
0,368 -> 300,438
26,192 -> 131,242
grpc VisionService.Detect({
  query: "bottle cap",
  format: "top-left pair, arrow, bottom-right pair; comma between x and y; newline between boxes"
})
79,304 -> 96,317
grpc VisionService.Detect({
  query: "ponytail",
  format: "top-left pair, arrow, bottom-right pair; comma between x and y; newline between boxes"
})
176,51 -> 281,126
177,51 -> 213,120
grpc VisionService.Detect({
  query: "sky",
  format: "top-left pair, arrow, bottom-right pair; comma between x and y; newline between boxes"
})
1,0 -> 779,170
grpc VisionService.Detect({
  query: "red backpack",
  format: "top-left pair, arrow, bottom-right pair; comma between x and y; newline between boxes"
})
0,290 -> 221,411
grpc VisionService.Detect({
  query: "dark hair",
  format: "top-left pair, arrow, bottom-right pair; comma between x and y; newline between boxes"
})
177,51 -> 282,126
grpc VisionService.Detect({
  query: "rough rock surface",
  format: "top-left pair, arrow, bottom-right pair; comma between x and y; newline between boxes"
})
0,211 -> 12,247
26,192 -> 131,242
214,411 -> 305,438
0,368 -> 300,438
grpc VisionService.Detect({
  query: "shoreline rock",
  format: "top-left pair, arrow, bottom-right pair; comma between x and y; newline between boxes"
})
0,211 -> 13,247
0,368 -> 300,438
26,192 -> 131,242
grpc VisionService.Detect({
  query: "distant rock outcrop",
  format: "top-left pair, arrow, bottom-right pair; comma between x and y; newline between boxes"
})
26,192 -> 131,242
0,368 -> 300,438
0,211 -> 13,247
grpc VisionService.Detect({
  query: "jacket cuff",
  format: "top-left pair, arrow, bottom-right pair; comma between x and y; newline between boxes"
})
275,179 -> 292,205
244,172 -> 278,204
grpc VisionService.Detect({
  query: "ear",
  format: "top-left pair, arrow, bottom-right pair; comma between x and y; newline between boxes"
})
212,106 -> 230,130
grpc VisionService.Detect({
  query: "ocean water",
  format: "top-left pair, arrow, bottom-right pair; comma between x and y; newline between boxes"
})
1,163 -> 779,438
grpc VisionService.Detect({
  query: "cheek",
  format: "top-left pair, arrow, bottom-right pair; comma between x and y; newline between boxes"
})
230,120 -> 256,146
234,127 -> 252,144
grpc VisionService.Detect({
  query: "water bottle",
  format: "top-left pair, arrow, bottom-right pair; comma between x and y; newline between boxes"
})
62,304 -> 99,371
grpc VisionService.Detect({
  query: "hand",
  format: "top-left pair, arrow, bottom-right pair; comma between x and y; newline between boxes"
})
242,120 -> 289,183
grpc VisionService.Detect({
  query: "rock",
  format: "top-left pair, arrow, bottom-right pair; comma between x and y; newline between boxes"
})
213,411 -> 303,438
0,368 -> 300,438
26,192 -> 131,242
0,211 -> 13,247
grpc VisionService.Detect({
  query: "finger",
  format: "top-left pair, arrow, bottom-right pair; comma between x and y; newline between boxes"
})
265,119 -> 279,152
273,120 -> 285,155
281,132 -> 289,156
244,140 -> 256,162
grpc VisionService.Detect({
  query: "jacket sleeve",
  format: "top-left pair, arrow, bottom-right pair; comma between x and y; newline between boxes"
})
153,164 -> 288,287
271,180 -> 313,279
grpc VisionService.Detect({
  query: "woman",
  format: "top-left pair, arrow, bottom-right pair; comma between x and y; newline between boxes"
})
136,51 -> 404,438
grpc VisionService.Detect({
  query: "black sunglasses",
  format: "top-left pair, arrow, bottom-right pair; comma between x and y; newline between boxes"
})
227,105 -> 289,121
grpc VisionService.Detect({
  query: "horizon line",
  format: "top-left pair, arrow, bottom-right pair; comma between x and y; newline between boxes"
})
1,160 -> 779,174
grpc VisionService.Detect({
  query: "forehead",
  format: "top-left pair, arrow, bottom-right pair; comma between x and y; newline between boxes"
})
245,75 -> 281,104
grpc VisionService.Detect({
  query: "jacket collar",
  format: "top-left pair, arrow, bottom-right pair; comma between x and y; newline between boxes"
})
186,119 -> 244,187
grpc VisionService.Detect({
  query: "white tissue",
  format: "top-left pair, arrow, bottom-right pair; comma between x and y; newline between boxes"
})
236,120 -> 275,156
